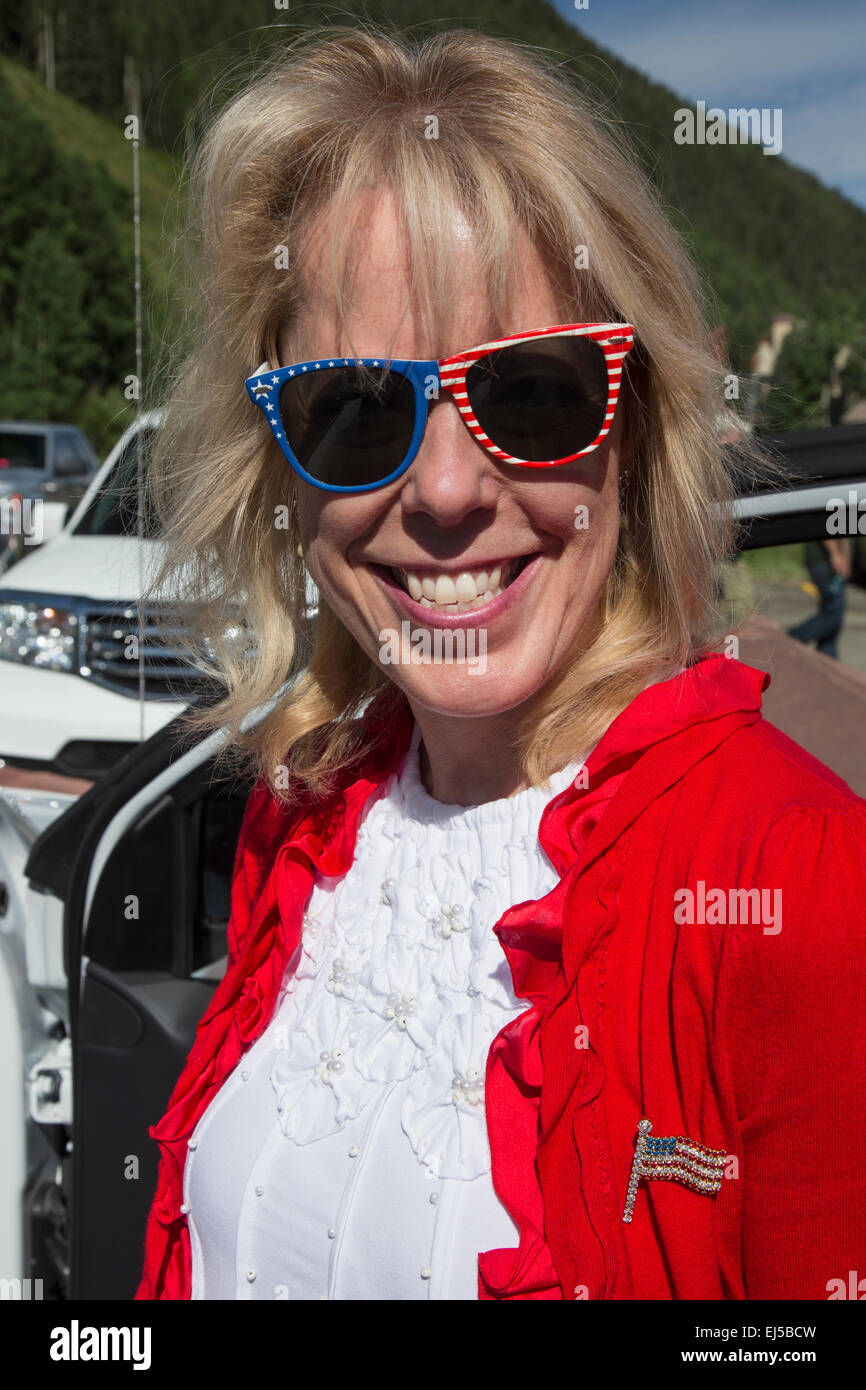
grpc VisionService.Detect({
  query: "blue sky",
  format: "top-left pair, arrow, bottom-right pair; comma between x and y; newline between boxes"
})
550,0 -> 866,209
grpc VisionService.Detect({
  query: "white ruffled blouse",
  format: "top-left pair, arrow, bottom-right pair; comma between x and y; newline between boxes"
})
184,724 -> 585,1299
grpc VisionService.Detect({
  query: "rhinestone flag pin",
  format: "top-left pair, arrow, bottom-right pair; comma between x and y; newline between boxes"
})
622,1118 -> 727,1222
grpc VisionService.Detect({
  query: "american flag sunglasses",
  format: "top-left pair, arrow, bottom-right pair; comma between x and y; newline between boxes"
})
245,321 -> 635,494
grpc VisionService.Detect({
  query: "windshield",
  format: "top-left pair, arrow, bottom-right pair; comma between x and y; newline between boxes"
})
73,428 -> 160,537
0,431 -> 46,471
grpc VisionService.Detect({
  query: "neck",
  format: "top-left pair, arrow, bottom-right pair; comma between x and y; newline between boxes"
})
410,705 -> 531,805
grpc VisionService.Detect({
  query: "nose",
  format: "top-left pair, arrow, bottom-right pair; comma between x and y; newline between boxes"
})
398,393 -> 499,525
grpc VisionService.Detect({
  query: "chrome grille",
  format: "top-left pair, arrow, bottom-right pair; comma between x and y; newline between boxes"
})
81,604 -> 206,699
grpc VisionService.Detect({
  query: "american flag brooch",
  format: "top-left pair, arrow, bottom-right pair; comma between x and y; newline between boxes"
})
623,1118 -> 726,1222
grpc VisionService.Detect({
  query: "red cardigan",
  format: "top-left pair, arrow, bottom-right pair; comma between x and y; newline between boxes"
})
135,655 -> 866,1300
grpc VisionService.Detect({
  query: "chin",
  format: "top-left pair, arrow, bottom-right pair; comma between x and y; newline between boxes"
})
381,656 -> 552,720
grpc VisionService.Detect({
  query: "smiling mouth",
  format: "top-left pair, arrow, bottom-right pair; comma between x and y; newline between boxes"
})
381,555 -> 535,613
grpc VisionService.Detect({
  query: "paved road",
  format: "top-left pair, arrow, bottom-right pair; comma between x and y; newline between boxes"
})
749,578 -> 866,675
735,590 -> 866,796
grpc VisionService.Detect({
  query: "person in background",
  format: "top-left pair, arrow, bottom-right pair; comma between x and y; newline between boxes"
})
788,537 -> 851,659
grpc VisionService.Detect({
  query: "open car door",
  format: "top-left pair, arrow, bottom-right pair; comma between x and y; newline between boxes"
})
24,700 -> 260,1299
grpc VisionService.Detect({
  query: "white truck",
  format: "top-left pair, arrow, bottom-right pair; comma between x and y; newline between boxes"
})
0,413 -> 195,783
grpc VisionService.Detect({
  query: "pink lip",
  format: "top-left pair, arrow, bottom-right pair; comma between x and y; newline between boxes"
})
372,553 -> 545,629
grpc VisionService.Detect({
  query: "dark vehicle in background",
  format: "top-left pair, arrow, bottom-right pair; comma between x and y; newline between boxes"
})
0,423 -> 99,558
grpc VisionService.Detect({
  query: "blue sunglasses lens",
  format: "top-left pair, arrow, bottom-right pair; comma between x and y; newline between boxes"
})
279,365 -> 417,489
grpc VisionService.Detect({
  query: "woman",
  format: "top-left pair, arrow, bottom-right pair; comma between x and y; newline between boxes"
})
136,27 -> 866,1301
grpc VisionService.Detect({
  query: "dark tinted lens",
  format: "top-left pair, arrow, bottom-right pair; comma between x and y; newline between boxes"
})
466,336 -> 609,462
279,366 -> 416,488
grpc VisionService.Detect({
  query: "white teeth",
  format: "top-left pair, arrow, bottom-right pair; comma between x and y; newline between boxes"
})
394,559 -> 527,610
455,572 -> 477,602
434,574 -> 458,605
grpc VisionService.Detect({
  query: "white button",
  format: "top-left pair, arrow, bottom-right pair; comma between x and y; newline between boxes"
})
429,1193 -> 439,1205
246,1269 -> 257,1283
179,1202 -> 189,1215
255,1185 -> 264,1196
327,1228 -> 336,1239
420,1268 -> 432,1280
187,1138 -> 198,1150
241,1070 -> 250,1081
348,1145 -> 359,1158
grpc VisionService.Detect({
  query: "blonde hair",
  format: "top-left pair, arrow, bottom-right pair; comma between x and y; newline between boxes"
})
143,24 -> 748,803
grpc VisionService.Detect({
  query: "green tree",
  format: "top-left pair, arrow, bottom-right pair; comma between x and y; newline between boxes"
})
0,68 -> 133,427
2,230 -> 89,417
764,291 -> 866,432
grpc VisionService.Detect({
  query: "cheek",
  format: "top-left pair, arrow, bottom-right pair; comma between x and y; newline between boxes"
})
295,494 -> 372,606
294,496 -> 336,602
294,485 -> 321,554
527,467 -> 620,551
302,532 -> 340,604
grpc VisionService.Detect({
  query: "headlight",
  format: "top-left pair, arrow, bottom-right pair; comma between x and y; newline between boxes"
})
0,600 -> 78,670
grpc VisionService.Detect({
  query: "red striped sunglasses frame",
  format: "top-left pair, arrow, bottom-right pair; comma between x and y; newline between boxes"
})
436,321 -> 634,466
